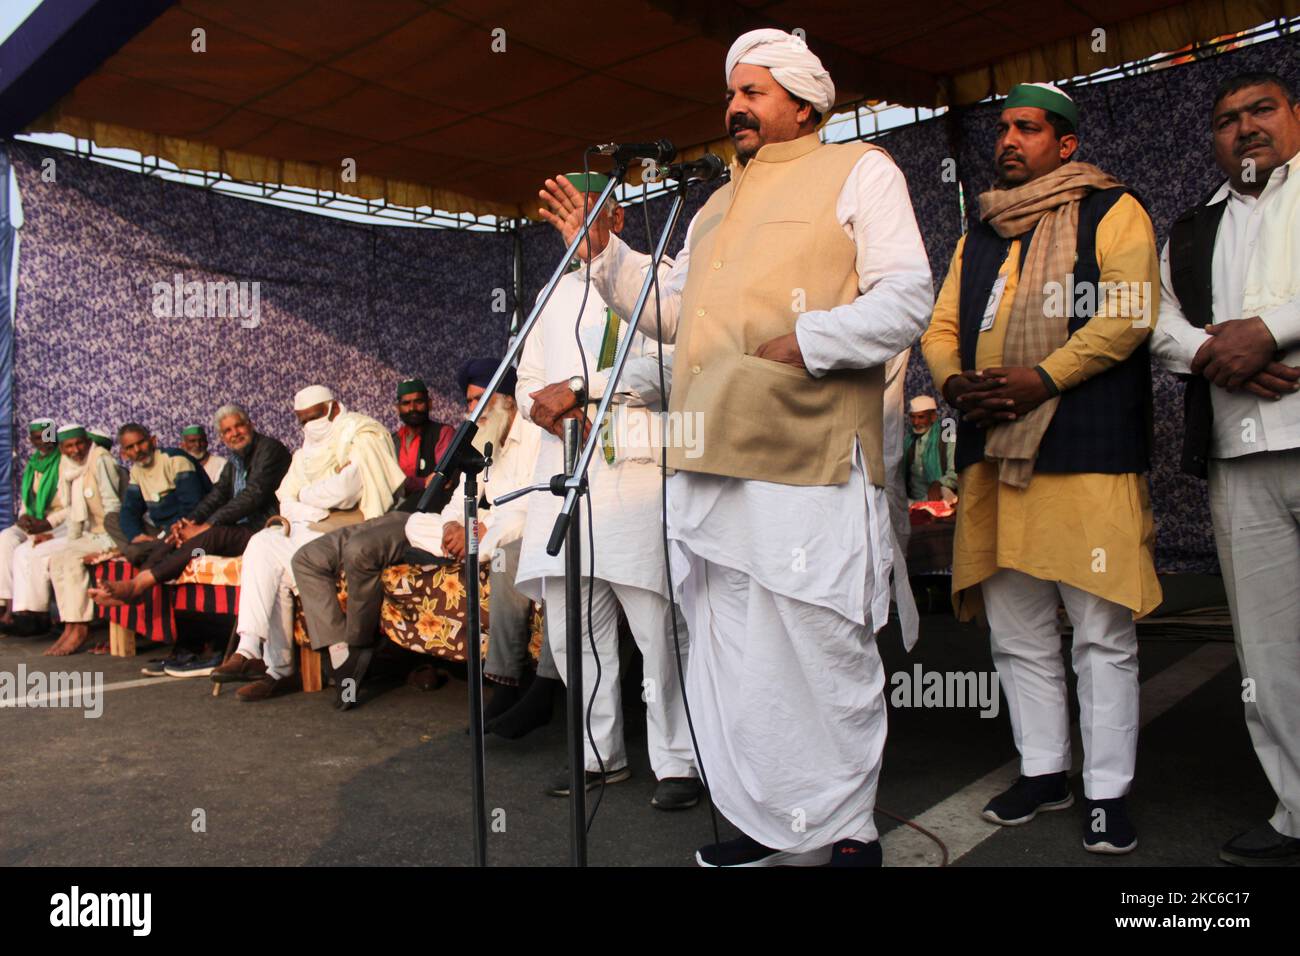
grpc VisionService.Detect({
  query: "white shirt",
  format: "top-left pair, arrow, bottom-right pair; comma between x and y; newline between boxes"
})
203,455 -> 228,485
514,268 -> 674,599
1152,155 -> 1300,457
405,417 -> 542,558
589,149 -> 934,633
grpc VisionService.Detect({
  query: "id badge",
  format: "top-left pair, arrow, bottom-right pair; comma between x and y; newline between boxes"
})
980,275 -> 1007,332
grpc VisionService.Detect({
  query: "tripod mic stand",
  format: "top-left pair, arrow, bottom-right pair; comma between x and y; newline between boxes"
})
410,161 -> 625,867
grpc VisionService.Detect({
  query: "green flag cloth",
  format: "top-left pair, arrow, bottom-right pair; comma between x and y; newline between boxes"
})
20,447 -> 61,520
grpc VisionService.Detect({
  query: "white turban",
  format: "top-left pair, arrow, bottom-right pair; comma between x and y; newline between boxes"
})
293,384 -> 335,411
908,395 -> 938,414
725,28 -> 835,115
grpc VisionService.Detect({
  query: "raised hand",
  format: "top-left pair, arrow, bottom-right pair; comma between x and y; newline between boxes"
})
537,175 -> 611,261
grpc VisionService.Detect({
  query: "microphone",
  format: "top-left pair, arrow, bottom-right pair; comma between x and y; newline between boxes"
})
592,139 -> 677,164
662,153 -> 726,182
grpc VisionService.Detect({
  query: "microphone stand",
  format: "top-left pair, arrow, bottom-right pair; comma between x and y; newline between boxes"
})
414,160 -> 624,868
542,173 -> 695,864
494,170 -> 703,866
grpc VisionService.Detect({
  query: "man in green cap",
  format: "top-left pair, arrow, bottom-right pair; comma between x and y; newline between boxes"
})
180,424 -> 228,485
922,80 -> 1159,855
44,425 -> 122,655
391,377 -> 455,505
0,419 -> 68,636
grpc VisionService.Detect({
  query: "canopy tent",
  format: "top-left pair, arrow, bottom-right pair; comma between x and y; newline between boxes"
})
0,0 -> 1293,219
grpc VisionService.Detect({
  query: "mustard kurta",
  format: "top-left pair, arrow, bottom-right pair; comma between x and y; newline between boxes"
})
921,193 -> 1162,621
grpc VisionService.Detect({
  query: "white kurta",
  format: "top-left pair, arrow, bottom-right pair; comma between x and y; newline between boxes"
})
514,267 -> 674,600
512,266 -> 697,779
588,148 -> 933,849
236,412 -> 398,679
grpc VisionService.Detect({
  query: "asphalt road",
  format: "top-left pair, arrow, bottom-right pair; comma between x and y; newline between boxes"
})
0,606 -> 1270,867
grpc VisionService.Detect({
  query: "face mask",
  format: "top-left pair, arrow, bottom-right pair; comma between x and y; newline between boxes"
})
303,416 -> 333,444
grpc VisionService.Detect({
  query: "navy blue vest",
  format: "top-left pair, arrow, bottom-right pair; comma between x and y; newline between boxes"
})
954,187 -> 1153,475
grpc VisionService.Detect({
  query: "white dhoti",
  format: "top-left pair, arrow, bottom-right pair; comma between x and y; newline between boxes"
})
0,524 -> 29,602
665,441 -> 909,852
11,525 -> 70,613
981,567 -> 1139,799
49,533 -> 115,623
1210,448 -> 1300,837
235,524 -> 322,679
543,577 -> 694,778
680,553 -> 886,850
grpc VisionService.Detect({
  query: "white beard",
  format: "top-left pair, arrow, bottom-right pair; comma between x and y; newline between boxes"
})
470,401 -> 512,458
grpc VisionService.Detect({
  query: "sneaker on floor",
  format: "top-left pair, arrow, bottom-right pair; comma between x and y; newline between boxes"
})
1082,796 -> 1137,855
651,776 -> 703,811
1219,822 -> 1300,867
235,674 -> 297,702
828,838 -> 883,867
544,766 -> 631,797
981,772 -> 1074,826
164,653 -> 222,678
210,652 -> 267,684
141,652 -> 193,677
695,833 -> 831,868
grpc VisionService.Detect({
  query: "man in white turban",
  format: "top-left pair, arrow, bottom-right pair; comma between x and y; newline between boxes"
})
210,385 -> 407,702
539,29 -> 933,866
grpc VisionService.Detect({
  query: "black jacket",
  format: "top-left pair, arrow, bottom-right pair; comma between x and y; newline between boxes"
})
393,419 -> 459,514
188,431 -> 292,528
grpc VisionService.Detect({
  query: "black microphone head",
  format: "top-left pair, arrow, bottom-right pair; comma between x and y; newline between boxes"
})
696,153 -> 725,181
656,139 -> 677,163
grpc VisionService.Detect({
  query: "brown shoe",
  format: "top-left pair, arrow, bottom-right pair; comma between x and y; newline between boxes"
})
211,653 -> 267,684
236,674 -> 297,702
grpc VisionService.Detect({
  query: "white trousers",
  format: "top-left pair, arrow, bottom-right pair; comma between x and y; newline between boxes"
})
680,552 -> 885,852
11,525 -> 70,613
544,577 -> 695,779
49,533 -> 115,623
982,568 -> 1139,800
0,524 -> 29,602
236,525 -> 322,680
1210,449 -> 1300,838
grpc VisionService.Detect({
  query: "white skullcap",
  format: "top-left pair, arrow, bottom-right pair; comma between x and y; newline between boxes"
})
293,385 -> 335,411
725,28 -> 835,115
908,395 -> 938,413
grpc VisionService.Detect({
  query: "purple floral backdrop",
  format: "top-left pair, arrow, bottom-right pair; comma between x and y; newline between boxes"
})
11,35 -> 1294,568
9,141 -> 514,526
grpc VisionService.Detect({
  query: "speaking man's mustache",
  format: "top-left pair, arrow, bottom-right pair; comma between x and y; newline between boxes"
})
729,113 -> 760,136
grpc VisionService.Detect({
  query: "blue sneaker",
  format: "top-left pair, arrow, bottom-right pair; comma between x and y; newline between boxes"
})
142,652 -> 193,677
164,653 -> 222,678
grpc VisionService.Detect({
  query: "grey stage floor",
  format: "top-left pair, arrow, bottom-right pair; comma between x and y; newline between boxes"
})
0,606 -> 1271,867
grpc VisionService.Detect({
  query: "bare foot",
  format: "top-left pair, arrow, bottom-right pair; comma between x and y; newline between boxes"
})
49,624 -> 89,656
89,584 -> 130,608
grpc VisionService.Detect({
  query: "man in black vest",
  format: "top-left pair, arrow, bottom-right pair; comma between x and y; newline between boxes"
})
392,377 -> 455,508
1152,70 -> 1300,866
922,82 -> 1160,856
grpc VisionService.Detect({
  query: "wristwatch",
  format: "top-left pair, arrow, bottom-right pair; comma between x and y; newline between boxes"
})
567,376 -> 586,401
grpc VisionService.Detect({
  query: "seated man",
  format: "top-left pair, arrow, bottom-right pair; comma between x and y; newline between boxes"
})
181,424 -> 228,485
902,395 -> 957,504
45,425 -> 122,655
92,404 -> 292,605
214,385 -> 407,702
104,423 -> 206,567
286,360 -> 542,711
0,419 -> 67,636
392,377 -> 455,505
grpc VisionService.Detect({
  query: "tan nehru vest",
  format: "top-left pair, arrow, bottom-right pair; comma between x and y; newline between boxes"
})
670,133 -> 887,487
